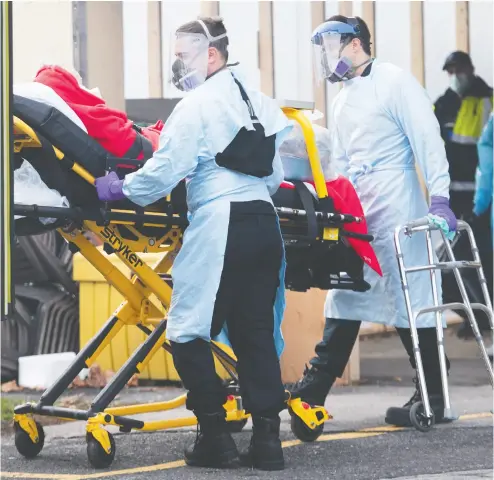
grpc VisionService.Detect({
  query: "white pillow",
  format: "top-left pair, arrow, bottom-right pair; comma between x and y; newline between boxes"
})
13,82 -> 87,132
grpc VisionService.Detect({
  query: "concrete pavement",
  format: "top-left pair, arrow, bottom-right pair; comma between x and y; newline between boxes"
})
1,411 -> 492,480
1,330 -> 492,479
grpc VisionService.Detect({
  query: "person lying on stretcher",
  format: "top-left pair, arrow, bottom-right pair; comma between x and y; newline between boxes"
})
15,64 -> 163,160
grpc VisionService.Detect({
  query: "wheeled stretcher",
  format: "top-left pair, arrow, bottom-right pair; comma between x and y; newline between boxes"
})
10,95 -> 374,468
395,219 -> 493,432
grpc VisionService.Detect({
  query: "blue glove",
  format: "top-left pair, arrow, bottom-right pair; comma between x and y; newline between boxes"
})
428,196 -> 457,231
427,196 -> 457,240
95,171 -> 126,202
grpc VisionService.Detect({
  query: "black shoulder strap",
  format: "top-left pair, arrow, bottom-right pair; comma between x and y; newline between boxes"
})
293,180 -> 318,242
125,132 -> 154,161
232,75 -> 259,122
140,135 -> 154,160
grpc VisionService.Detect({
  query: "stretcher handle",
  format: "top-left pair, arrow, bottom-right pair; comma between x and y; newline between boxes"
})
282,107 -> 329,200
340,230 -> 374,242
275,207 -> 362,224
335,214 -> 363,224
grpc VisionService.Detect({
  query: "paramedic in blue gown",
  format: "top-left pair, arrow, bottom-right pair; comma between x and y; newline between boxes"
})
287,16 -> 459,427
94,16 -> 292,471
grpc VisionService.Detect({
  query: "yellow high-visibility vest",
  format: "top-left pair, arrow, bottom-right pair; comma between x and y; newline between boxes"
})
451,96 -> 493,145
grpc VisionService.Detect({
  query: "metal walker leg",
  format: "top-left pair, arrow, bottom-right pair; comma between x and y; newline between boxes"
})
394,218 -> 494,433
395,226 -> 435,431
424,228 -> 456,422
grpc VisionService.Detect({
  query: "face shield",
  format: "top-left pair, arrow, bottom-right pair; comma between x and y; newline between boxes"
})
171,19 -> 228,93
171,33 -> 210,92
312,31 -> 354,84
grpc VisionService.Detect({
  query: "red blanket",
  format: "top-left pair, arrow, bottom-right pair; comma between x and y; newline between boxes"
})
34,65 -> 163,159
280,178 -> 383,276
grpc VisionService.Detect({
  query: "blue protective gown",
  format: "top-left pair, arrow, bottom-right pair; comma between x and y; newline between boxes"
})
326,59 -> 451,329
121,68 -> 292,355
474,113 -> 493,243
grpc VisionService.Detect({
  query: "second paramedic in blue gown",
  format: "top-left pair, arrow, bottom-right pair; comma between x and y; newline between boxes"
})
287,16 -> 458,428
94,17 -> 292,471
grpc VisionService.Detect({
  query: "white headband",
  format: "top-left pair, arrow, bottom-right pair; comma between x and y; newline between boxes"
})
196,18 -> 228,43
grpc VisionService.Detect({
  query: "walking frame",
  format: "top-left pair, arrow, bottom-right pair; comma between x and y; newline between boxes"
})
394,218 -> 493,432
10,101 -> 374,468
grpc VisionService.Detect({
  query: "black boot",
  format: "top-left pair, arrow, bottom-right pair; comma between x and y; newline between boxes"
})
285,365 -> 334,406
386,328 -> 452,427
184,412 -> 240,468
384,376 -> 446,427
240,416 -> 284,471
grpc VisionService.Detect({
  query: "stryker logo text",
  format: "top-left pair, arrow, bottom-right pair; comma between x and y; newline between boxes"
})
101,227 -> 144,268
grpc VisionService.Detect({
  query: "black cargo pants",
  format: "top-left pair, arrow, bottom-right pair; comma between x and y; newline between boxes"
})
171,200 -> 286,418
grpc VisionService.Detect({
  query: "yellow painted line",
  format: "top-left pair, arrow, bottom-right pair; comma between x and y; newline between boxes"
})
458,412 -> 492,420
2,411 -> 492,480
360,425 -> 406,433
317,431 -> 383,442
280,438 -> 303,449
77,460 -> 186,479
0,461 -> 186,480
281,430 -> 385,449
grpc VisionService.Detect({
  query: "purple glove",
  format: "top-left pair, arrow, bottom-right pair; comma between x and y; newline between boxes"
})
94,171 -> 126,202
429,196 -> 457,232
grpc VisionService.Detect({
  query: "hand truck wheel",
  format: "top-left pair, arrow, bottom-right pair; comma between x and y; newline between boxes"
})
290,414 -> 324,442
86,431 -> 116,468
15,421 -> 45,458
226,418 -> 248,433
409,401 -> 435,433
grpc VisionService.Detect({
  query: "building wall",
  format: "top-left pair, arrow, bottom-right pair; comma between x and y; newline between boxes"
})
12,1 -> 74,83
324,1 -> 340,122
469,1 -> 493,90
219,1 -> 260,90
84,1 -> 125,110
424,1 -> 456,103
273,1 -> 313,102
375,2 -> 411,74
12,1 -> 493,119
122,1 -> 149,100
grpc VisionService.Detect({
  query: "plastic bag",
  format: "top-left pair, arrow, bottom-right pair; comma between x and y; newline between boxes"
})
279,121 -> 336,182
302,109 -> 325,122
14,160 -> 69,225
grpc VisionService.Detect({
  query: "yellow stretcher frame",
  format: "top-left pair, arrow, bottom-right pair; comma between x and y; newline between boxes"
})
12,106 -> 333,469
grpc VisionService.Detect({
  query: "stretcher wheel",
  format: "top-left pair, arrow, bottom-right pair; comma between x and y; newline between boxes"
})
227,418 -> 248,433
290,415 -> 324,442
409,401 -> 435,433
15,422 -> 45,458
86,431 -> 116,468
